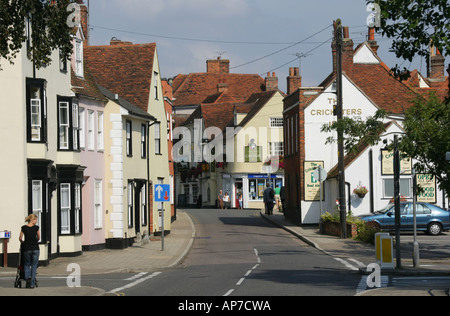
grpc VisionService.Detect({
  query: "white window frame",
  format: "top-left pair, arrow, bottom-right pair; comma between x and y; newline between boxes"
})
60,183 -> 71,235
383,178 -> 411,199
79,107 -> 85,149
94,179 -> 103,229
32,180 -> 43,238
59,101 -> 70,149
269,142 -> 284,157
31,99 -> 42,141
154,122 -> 161,154
127,182 -> 133,227
97,111 -> 104,151
75,40 -> 83,77
126,120 -> 132,156
87,110 -> 95,150
141,184 -> 146,226
74,183 -> 81,234
141,124 -> 147,158
72,102 -> 79,150
270,117 -> 284,128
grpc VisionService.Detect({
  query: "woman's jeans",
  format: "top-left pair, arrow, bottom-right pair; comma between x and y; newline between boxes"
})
23,250 -> 40,287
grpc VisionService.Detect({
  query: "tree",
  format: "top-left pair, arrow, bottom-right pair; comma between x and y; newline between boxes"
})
321,93 -> 450,196
0,0 -> 75,70
369,0 -> 450,100
400,93 -> 450,195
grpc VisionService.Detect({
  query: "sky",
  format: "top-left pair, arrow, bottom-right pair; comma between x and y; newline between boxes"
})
86,0 -> 425,92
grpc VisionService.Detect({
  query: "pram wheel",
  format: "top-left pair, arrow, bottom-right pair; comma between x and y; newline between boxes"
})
14,279 -> 22,288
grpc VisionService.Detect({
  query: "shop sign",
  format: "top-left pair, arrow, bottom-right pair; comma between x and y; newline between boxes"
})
304,161 -> 324,201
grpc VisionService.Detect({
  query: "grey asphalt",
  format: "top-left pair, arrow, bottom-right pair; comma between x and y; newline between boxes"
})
0,208 -> 448,296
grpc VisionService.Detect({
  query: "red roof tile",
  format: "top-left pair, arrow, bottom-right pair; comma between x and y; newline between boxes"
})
84,42 -> 156,112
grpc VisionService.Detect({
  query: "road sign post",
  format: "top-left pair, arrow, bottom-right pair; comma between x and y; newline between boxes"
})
155,185 -> 171,251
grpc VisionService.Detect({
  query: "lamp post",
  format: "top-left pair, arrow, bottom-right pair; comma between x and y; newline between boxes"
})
393,135 -> 402,269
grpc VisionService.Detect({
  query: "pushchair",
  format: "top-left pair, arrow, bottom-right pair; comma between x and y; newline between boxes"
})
14,245 -> 39,288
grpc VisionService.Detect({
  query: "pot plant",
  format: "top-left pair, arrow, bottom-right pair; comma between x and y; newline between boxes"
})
353,185 -> 368,198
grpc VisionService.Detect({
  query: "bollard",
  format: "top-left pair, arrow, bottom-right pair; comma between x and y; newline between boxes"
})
375,232 -> 394,269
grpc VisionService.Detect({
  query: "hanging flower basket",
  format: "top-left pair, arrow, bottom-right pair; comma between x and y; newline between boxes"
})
353,185 -> 368,198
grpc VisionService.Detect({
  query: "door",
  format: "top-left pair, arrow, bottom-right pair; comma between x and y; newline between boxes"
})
235,181 -> 243,208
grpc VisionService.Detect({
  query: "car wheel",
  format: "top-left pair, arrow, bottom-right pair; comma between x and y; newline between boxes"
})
427,222 -> 442,236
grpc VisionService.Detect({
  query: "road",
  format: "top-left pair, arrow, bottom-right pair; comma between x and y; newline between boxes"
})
1,208 -> 449,298
108,209 -> 362,296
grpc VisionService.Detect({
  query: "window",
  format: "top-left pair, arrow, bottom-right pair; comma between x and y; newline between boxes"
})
26,79 -> 47,143
141,124 -> 147,158
154,122 -> 161,154
79,108 -> 85,149
88,110 -> 94,150
270,117 -> 283,128
32,181 -> 43,240
72,103 -> 79,150
154,72 -> 159,100
127,182 -> 133,227
97,112 -> 104,151
141,184 -> 147,226
126,120 -> 132,156
58,97 -> 79,151
31,98 -> 42,141
269,142 -> 284,157
75,40 -> 83,77
60,184 -> 71,235
59,102 -> 70,149
383,179 -> 411,198
94,179 -> 103,229
74,183 -> 81,234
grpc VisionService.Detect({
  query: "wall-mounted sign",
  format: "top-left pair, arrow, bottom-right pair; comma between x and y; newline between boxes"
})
304,161 -> 325,201
0,231 -> 11,239
416,174 -> 437,204
381,150 -> 412,175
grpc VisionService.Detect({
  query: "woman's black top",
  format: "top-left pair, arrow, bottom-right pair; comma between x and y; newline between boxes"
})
21,225 -> 40,251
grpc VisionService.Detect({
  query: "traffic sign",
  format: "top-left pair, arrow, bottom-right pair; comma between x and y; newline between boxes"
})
155,184 -> 170,202
312,166 -> 328,182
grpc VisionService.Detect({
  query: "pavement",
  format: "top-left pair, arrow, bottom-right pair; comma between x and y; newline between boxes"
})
0,208 -> 448,296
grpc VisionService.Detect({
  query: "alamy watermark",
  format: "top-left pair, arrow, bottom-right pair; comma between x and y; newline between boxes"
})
172,119 -> 283,173
66,263 -> 81,288
66,3 -> 82,28
367,3 -> 381,28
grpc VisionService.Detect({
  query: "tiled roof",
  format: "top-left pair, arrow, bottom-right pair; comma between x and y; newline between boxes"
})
172,73 -> 266,107
84,42 -> 156,112
71,60 -> 107,102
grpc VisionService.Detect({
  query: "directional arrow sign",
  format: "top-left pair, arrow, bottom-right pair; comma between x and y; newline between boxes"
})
155,184 -> 170,202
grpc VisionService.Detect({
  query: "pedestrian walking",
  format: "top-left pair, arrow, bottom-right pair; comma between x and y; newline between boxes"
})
263,183 -> 275,215
223,192 -> 230,209
218,190 -> 224,209
238,194 -> 243,210
274,185 -> 281,211
19,214 -> 40,289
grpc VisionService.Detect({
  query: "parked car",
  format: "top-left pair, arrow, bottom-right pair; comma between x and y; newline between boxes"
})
360,202 -> 450,236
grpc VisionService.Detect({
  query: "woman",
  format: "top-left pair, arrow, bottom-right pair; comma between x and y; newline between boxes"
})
19,214 -> 40,289
223,192 -> 230,209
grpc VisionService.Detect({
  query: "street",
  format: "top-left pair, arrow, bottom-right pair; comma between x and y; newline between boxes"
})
112,209 -> 362,296
0,208 -> 449,297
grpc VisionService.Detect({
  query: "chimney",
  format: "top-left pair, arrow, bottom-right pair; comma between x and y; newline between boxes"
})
368,27 -> 379,55
265,72 -> 278,91
217,79 -> 229,93
342,26 -> 354,70
76,0 -> 89,45
428,46 -> 445,82
287,67 -> 302,95
207,57 -> 230,74
110,38 -> 133,46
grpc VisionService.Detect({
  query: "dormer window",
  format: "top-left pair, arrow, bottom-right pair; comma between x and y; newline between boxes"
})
75,40 -> 83,77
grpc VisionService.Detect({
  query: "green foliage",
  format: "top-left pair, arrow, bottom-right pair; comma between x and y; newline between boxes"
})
399,92 -> 450,195
321,211 -> 380,243
320,109 -> 387,154
0,0 -> 75,70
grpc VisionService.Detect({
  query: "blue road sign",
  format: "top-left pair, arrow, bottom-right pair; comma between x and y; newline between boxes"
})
155,184 -> 171,202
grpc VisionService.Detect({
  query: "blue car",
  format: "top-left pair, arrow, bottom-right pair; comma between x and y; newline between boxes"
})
360,202 -> 450,236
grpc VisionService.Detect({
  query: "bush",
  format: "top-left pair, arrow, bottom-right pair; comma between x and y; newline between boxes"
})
321,211 -> 380,243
